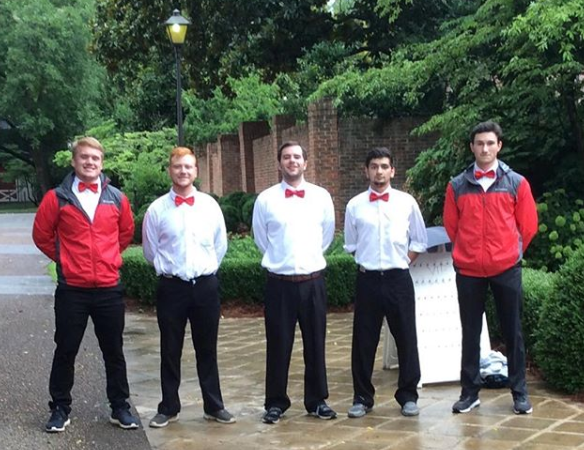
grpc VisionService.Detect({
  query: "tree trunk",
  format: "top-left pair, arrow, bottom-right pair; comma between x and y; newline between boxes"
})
30,145 -> 52,196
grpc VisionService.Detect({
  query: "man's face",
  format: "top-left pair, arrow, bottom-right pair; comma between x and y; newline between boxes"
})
366,157 -> 394,192
71,145 -> 103,183
278,145 -> 307,184
168,154 -> 197,190
470,131 -> 502,170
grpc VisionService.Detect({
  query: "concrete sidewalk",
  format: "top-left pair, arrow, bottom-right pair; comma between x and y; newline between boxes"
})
0,213 -> 151,450
125,310 -> 584,450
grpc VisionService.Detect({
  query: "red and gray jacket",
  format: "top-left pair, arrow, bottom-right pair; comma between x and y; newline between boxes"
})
443,161 -> 538,277
33,172 -> 135,288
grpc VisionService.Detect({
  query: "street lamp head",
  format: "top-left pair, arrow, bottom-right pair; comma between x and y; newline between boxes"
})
165,9 -> 190,45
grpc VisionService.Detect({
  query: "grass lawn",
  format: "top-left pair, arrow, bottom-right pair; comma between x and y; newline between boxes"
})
0,202 -> 37,213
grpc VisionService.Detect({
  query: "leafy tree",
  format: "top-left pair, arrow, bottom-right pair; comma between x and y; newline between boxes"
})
314,0 -> 584,224
183,73 -> 284,144
0,0 -> 107,195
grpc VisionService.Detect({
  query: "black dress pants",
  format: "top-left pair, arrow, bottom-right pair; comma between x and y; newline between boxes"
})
49,285 -> 130,414
155,275 -> 224,415
263,275 -> 329,413
351,269 -> 420,407
456,264 -> 527,398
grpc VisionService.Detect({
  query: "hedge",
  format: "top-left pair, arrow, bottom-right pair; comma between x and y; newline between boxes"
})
121,246 -> 357,307
533,247 -> 584,393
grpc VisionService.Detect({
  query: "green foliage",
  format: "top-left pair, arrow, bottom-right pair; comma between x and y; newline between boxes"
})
324,254 -> 357,306
120,246 -> 158,304
184,74 -> 284,144
218,192 -> 258,233
534,246 -> 584,393
521,268 -> 557,356
121,235 -> 356,307
524,190 -> 584,272
0,0 -> 108,192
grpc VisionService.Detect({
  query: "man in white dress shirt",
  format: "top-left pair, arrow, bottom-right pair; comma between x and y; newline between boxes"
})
344,147 -> 427,418
252,141 -> 337,424
142,147 -> 235,427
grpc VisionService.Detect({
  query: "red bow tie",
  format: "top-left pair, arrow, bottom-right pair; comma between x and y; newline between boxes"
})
285,189 -> 305,198
175,196 -> 195,206
370,192 -> 389,202
475,170 -> 496,180
78,182 -> 98,193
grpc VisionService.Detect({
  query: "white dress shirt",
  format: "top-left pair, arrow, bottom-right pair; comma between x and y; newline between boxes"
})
252,180 -> 335,275
142,188 -> 227,281
344,186 -> 427,270
72,176 -> 101,222
474,161 -> 499,192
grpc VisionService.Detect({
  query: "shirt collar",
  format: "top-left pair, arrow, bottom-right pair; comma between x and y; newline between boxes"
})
170,186 -> 197,201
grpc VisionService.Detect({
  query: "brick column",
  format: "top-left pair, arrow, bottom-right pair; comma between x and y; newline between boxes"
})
308,98 -> 341,228
194,144 -> 209,193
218,134 -> 242,195
208,142 -> 221,196
239,121 -> 270,192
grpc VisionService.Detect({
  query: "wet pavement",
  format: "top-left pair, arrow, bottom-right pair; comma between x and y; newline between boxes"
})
3,212 -> 584,450
125,306 -> 584,450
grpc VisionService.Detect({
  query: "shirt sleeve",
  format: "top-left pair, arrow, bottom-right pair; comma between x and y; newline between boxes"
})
321,192 -> 335,252
141,208 -> 158,265
252,196 -> 268,254
118,196 -> 135,252
343,201 -> 357,254
408,199 -> 428,253
516,178 -> 538,251
443,183 -> 459,244
32,190 -> 59,261
214,202 -> 228,265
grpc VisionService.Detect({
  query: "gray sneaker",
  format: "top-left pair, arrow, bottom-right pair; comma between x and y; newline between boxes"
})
347,403 -> 372,418
513,395 -> 533,414
401,401 -> 419,417
204,409 -> 236,424
149,413 -> 179,428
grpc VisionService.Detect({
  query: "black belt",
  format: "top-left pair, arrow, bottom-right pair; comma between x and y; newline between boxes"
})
160,274 -> 212,284
267,271 -> 322,283
358,265 -> 403,276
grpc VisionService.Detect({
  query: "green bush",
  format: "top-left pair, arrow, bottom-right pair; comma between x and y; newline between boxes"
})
219,192 -> 258,233
121,239 -> 357,307
525,189 -> 584,272
324,254 -> 357,307
521,269 -> 557,356
533,247 -> 584,393
120,246 -> 158,305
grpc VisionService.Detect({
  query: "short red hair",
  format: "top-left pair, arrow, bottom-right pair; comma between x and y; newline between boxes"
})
169,147 -> 196,164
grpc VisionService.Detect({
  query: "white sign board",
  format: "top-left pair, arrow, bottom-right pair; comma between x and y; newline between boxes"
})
382,245 -> 491,385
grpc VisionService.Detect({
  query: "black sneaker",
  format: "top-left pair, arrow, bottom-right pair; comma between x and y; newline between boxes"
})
513,395 -> 533,414
110,408 -> 140,429
309,402 -> 337,420
452,395 -> 480,414
203,409 -> 236,424
262,407 -> 283,424
45,407 -> 70,433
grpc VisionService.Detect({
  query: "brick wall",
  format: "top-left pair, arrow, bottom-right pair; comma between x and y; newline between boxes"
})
253,134 -> 277,192
194,144 -> 209,193
194,98 -> 438,228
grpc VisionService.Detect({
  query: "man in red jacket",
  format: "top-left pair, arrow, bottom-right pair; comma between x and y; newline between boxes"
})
443,121 -> 538,415
33,137 -> 139,432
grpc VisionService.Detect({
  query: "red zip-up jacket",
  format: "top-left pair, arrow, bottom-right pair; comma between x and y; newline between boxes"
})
443,161 -> 538,277
33,173 -> 134,288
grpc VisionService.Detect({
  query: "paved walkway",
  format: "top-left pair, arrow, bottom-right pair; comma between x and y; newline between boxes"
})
125,306 -> 584,450
3,212 -> 584,450
0,213 -> 150,450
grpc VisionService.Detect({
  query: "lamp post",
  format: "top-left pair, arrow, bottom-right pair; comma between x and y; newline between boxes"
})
165,9 -> 191,146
